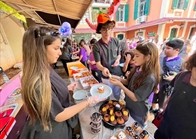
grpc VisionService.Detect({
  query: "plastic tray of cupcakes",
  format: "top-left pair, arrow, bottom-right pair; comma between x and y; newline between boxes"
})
99,100 -> 129,130
125,122 -> 153,139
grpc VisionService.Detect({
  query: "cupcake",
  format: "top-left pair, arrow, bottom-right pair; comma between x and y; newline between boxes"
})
126,126 -> 134,136
122,110 -> 129,122
110,115 -> 117,125
103,114 -> 110,122
139,130 -> 149,139
101,107 -> 107,115
133,135 -> 140,139
119,100 -> 125,107
108,100 -> 113,105
117,117 -> 125,125
98,86 -> 105,93
117,131 -> 126,139
115,111 -> 122,117
132,122 -> 142,132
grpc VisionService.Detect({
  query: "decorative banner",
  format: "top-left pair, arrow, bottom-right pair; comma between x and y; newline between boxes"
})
0,1 -> 26,23
85,0 -> 120,30
59,22 -> 72,36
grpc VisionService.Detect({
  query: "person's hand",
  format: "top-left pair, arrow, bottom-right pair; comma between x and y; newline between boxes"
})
125,54 -> 131,61
109,77 -> 122,87
87,96 -> 106,105
102,67 -> 110,77
164,75 -> 175,81
111,60 -> 120,67
87,60 -> 90,64
125,71 -> 130,77
68,82 -> 77,91
109,74 -> 120,80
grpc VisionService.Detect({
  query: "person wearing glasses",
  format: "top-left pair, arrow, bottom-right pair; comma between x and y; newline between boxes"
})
109,42 -> 160,127
93,13 -> 123,100
19,25 -> 104,139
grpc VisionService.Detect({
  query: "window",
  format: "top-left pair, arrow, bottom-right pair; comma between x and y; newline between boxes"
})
194,2 -> 196,11
116,4 -> 129,22
134,0 -> 150,20
79,10 -> 90,24
139,0 -> 146,16
177,0 -> 185,9
118,5 -> 124,22
172,0 -> 189,10
169,28 -> 178,40
117,34 -> 124,40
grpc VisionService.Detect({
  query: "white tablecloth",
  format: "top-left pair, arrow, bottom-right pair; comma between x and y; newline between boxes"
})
70,78 -> 157,139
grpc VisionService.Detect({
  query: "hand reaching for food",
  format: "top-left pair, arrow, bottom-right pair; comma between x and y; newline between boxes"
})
87,96 -> 106,105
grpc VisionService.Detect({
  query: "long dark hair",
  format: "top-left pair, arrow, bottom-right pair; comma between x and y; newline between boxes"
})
128,42 -> 160,90
63,38 -> 72,52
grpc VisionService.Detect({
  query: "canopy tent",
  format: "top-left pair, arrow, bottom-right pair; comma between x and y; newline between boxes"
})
1,0 -> 93,28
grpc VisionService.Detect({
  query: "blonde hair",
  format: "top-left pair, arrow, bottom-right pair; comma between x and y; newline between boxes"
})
21,25 -> 60,131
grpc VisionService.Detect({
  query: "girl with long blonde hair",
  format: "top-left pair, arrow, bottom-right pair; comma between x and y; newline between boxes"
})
20,25 -> 103,139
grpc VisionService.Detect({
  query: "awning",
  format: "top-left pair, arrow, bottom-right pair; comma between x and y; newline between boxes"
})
2,0 -> 93,29
75,17 -> 196,33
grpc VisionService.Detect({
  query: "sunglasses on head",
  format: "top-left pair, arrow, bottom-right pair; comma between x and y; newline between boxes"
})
34,30 -> 60,38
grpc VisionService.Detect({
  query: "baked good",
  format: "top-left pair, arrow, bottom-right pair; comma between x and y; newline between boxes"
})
101,107 -> 107,115
110,115 -> 117,125
117,131 -> 126,139
113,101 -> 118,106
119,100 -> 125,107
108,73 -> 112,78
115,111 -> 122,117
98,86 -> 105,93
139,130 -> 149,139
117,117 -> 125,124
91,112 -> 102,122
109,105 -> 114,111
126,126 -> 134,136
104,114 -> 110,122
110,135 -> 118,139
109,109 -> 114,116
104,104 -> 110,110
133,135 -> 140,139
108,100 -> 113,105
122,110 -> 129,121
132,122 -> 141,132
91,127 -> 101,134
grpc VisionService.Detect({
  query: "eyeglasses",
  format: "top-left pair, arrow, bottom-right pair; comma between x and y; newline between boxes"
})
100,28 -> 112,33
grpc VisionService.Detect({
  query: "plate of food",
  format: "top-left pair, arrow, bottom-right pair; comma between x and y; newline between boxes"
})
73,90 -> 88,100
90,84 -> 112,99
99,100 -> 129,130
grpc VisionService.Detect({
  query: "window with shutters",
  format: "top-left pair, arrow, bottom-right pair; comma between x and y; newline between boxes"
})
134,0 -> 150,20
177,0 -> 185,9
139,0 -> 146,16
117,5 -> 124,22
172,0 -> 189,10
116,4 -> 129,22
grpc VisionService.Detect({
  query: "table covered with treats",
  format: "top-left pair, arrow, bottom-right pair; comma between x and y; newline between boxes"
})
70,77 -> 157,139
